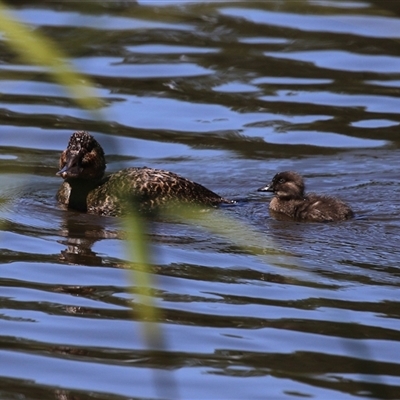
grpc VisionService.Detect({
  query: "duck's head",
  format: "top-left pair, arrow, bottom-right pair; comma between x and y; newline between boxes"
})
57,131 -> 106,181
258,171 -> 305,199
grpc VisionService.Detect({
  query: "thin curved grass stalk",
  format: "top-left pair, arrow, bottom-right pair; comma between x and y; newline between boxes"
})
124,208 -> 160,332
167,203 -> 295,260
163,203 -> 329,286
0,1 -> 101,111
124,207 -> 179,399
0,4 -> 176,393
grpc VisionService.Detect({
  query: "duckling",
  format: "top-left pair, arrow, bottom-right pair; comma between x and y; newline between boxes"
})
258,171 -> 353,222
56,131 -> 233,216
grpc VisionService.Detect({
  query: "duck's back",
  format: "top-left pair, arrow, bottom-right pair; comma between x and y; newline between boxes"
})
282,193 -> 353,222
87,167 -> 230,216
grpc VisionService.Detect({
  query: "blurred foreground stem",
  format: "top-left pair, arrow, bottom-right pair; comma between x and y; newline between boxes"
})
0,1 -> 101,111
124,209 -> 161,344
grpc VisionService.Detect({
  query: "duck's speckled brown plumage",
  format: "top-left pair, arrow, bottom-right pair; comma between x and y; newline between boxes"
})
57,131 -> 232,216
258,171 -> 354,222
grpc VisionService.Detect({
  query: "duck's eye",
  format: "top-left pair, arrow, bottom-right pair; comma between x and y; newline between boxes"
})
278,178 -> 285,184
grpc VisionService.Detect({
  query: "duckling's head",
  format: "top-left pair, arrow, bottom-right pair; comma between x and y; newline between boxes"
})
57,131 -> 106,181
258,171 -> 305,199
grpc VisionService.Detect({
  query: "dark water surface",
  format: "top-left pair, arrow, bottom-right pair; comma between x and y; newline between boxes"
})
1,1 -> 400,399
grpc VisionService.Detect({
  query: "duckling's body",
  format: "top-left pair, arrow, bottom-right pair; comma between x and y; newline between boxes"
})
56,131 -> 232,216
258,171 -> 353,222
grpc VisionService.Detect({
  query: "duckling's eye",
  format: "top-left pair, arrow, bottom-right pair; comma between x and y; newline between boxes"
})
278,178 -> 285,183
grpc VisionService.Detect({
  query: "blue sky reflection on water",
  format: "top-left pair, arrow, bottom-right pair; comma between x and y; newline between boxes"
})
2,1 -> 400,399
219,7 -> 400,38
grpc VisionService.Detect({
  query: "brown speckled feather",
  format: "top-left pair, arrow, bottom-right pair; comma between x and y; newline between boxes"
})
56,131 -> 232,216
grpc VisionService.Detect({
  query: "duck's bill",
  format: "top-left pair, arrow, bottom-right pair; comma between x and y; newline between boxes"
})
257,184 -> 273,192
56,152 -> 82,179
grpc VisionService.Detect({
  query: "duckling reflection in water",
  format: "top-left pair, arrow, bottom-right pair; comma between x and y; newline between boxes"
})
56,131 -> 233,216
258,171 -> 354,222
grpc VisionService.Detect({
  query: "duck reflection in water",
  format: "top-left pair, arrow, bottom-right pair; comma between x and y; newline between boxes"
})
56,131 -> 233,216
58,210 -> 122,266
258,171 -> 354,222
